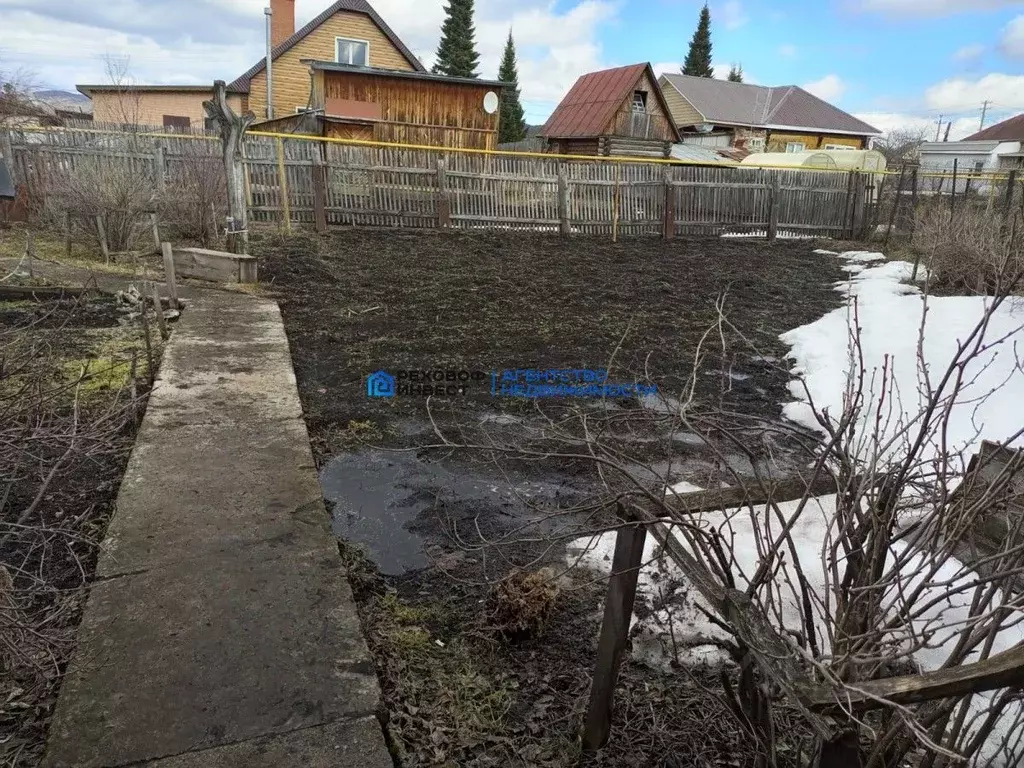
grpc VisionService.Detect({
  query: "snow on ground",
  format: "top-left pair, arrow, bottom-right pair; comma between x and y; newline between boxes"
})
780,251 -> 1024,465
721,229 -> 817,240
567,492 -> 1024,764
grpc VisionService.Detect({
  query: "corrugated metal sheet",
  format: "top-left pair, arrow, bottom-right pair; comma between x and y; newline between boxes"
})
660,73 -> 879,136
541,64 -> 647,139
963,114 -> 1024,142
229,0 -> 425,93
669,143 -> 737,165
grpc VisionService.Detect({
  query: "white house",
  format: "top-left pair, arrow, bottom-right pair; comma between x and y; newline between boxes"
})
919,114 -> 1024,192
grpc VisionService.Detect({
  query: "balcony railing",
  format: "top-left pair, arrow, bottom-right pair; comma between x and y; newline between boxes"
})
610,109 -> 675,141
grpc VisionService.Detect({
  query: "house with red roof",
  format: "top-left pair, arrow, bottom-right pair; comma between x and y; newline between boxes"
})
541,63 -> 681,159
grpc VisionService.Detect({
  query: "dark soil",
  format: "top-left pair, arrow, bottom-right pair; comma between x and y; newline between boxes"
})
258,229 -> 849,767
0,295 -> 154,767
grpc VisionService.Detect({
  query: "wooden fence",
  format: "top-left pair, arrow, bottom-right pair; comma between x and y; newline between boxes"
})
7,128 -> 874,239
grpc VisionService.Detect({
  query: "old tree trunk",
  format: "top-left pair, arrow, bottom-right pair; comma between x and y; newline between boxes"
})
203,81 -> 255,255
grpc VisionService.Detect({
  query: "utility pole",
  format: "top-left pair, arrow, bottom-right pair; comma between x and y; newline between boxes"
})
980,100 -> 991,130
935,115 -> 944,142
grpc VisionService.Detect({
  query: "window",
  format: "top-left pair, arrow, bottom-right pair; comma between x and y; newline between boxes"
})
746,137 -> 765,152
785,141 -> 805,153
823,143 -> 854,150
632,90 -> 648,112
163,115 -> 191,130
336,37 -> 369,66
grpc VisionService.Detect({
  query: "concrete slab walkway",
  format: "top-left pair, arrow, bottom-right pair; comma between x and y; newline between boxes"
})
43,292 -> 392,768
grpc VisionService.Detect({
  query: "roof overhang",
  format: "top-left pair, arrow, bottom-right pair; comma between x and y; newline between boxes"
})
307,61 -> 509,89
920,140 -> 1000,154
76,84 -> 244,98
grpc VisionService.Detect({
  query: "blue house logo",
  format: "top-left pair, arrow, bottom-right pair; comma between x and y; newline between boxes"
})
367,371 -> 396,398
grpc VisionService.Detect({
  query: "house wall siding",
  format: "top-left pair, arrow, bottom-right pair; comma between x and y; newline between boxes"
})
765,131 -> 864,152
91,91 -> 243,127
248,11 -> 415,120
657,76 -> 704,127
319,71 -> 500,149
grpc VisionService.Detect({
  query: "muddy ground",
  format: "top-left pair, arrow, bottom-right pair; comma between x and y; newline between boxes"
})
258,230 -> 848,767
0,291 -> 158,766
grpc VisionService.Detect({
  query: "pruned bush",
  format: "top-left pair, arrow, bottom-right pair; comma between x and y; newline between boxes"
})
487,568 -> 559,641
914,200 -> 1023,294
159,145 -> 226,247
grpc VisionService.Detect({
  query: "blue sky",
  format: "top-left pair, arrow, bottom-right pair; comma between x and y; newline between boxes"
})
2,0 -> 1023,138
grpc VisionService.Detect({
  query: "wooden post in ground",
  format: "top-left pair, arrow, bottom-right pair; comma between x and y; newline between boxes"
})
950,158 -> 959,218
311,159 -> 328,233
908,166 -> 919,240
275,137 -> 291,233
766,173 -> 780,241
611,165 -> 621,243
883,165 -> 906,250
151,284 -> 168,340
662,171 -> 676,240
852,173 -> 868,240
160,242 -> 179,311
1002,170 -> 1018,238
150,212 -> 161,253
557,165 -> 570,236
582,515 -> 648,753
96,215 -> 110,263
203,80 -> 255,255
1,130 -> 14,185
435,157 -> 451,229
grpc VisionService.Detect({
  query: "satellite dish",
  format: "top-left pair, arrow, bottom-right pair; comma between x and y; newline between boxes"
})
483,91 -> 499,115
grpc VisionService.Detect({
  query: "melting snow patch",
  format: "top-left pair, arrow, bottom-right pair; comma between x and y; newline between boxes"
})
721,229 -> 817,240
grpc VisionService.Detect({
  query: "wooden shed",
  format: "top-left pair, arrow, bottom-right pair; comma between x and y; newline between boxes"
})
307,62 -> 508,150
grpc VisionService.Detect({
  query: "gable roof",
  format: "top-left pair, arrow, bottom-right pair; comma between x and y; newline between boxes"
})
229,0 -> 425,93
963,113 -> 1024,142
659,73 -> 880,137
542,63 -> 680,140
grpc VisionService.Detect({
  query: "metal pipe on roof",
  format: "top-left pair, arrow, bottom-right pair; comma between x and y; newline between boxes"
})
265,7 -> 274,120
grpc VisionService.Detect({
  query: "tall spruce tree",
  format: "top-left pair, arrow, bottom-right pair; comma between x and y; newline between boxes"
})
727,64 -> 743,82
432,0 -> 481,78
497,31 -> 526,144
682,4 -> 714,78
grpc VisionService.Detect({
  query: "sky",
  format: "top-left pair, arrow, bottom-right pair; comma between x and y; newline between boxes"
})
2,0 -> 1024,139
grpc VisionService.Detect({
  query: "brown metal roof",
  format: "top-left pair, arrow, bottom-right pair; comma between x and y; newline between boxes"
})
543,63 -> 681,140
228,0 -> 425,94
963,113 -> 1024,142
660,73 -> 879,136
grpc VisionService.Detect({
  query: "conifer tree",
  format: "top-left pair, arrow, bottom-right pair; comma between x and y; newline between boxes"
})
432,0 -> 481,79
497,31 -> 526,144
682,4 -> 714,78
727,64 -> 743,82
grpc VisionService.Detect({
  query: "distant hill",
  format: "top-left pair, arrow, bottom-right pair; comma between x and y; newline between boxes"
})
33,90 -> 92,114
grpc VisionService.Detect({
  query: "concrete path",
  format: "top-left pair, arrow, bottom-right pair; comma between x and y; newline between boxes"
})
43,292 -> 392,768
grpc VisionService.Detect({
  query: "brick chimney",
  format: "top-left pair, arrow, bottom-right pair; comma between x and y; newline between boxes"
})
270,0 -> 295,49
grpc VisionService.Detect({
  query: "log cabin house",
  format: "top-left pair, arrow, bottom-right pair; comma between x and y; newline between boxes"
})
541,63 -> 681,159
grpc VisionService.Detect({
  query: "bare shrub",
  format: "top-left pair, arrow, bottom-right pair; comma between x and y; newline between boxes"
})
47,158 -> 156,253
160,144 -> 227,247
488,568 -> 559,641
914,201 -> 1023,293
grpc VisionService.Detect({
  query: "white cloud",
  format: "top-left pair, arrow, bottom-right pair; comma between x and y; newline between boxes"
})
924,72 -> 1024,110
1001,14 -> 1024,57
854,111 -> 978,140
952,43 -> 986,61
860,0 -> 1022,16
778,43 -> 798,58
802,74 -> 846,102
717,0 -> 749,30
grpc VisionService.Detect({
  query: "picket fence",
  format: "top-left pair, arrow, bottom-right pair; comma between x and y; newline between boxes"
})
7,128 -> 873,239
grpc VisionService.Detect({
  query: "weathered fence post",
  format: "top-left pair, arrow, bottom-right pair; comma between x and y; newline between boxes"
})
275,137 -> 291,234
852,172 -> 868,240
95,216 -> 110,263
161,241 -> 179,310
950,158 -> 959,218
582,513 -> 647,753
908,166 -> 919,239
1002,169 -> 1018,238
662,170 -> 675,240
311,158 -> 328,233
153,142 -> 166,196
557,165 -> 570,236
883,166 -> 906,249
151,285 -> 169,341
203,80 -> 255,255
766,172 -> 780,241
1,129 -> 15,185
150,212 -> 162,253
436,157 -> 451,229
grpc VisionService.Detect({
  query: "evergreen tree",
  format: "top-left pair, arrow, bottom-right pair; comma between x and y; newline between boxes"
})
727,64 -> 743,82
432,0 -> 481,78
497,31 -> 526,144
681,4 -> 714,78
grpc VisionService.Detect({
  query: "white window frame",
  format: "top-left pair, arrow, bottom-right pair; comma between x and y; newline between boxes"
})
823,143 -> 854,150
785,141 -> 805,153
335,37 -> 370,67
746,137 -> 765,152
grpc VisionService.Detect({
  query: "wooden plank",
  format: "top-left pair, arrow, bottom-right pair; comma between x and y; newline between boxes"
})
311,160 -> 328,233
436,157 -> 451,229
161,241 -> 179,310
275,137 -> 291,233
581,519 -> 648,753
767,174 -> 780,241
